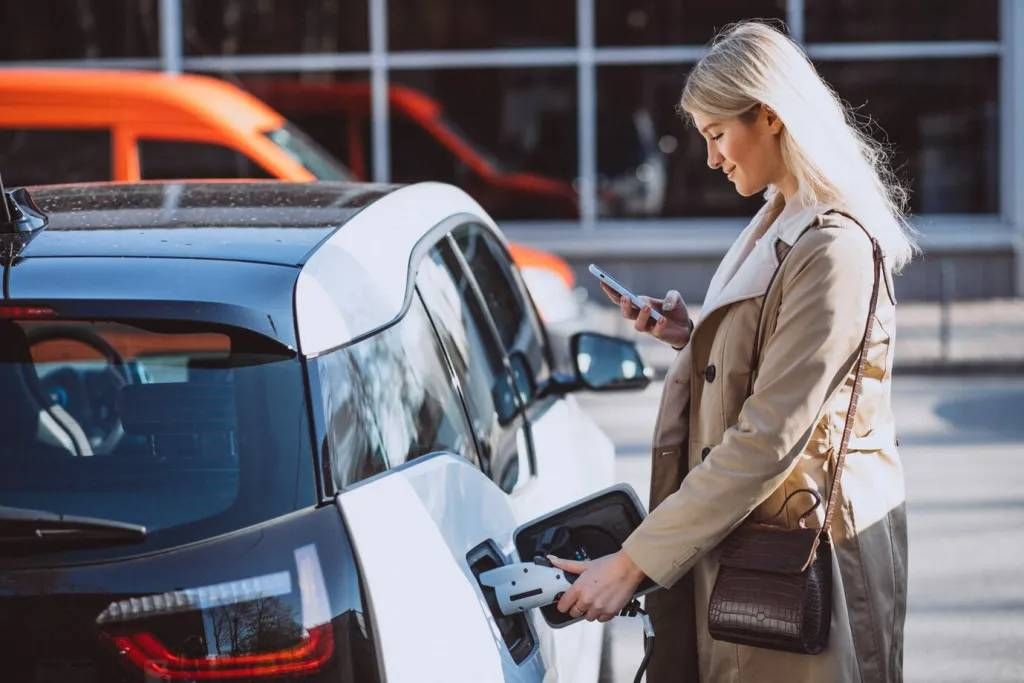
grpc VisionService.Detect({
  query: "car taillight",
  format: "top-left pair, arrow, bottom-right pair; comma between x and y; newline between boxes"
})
0,305 -> 56,318
100,544 -> 334,680
105,624 -> 334,680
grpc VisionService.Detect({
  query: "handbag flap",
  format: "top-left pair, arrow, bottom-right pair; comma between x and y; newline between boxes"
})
718,524 -> 821,574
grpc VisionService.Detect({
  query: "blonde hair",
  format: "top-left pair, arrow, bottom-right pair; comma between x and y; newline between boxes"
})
680,21 -> 918,271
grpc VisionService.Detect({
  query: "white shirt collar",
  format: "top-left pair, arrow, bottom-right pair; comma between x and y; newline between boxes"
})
761,191 -> 831,247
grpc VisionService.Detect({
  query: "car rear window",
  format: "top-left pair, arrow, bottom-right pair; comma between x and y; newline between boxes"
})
0,318 -> 315,561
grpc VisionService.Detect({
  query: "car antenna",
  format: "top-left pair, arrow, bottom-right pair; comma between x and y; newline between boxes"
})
0,171 -> 48,298
0,170 -> 48,268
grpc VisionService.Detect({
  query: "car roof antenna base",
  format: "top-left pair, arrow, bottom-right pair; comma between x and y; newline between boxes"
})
0,171 -> 48,267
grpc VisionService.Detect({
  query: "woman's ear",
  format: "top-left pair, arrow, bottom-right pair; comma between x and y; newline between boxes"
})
762,105 -> 784,135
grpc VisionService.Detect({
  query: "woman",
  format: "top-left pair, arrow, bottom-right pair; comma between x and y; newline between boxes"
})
549,21 -> 914,683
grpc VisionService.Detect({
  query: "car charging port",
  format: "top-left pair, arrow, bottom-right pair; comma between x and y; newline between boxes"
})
466,540 -> 536,664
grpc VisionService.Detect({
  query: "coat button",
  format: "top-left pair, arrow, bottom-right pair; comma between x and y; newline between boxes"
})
701,447 -> 711,460
704,364 -> 716,383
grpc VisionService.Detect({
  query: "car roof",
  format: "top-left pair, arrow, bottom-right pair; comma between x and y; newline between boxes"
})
8,180 -> 502,356
0,69 -> 283,133
23,181 -> 396,265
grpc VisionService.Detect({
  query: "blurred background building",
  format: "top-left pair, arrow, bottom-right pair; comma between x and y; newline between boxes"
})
1,0 -> 1021,302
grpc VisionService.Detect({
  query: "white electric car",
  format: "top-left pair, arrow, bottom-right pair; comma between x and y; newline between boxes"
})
0,180 -> 651,682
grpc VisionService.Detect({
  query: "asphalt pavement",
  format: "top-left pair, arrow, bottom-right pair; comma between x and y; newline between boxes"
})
577,375 -> 1024,683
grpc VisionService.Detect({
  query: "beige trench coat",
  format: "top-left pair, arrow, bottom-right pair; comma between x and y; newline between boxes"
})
621,205 -> 907,683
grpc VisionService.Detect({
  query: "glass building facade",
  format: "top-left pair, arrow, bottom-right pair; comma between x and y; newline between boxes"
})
2,0 -> 1021,299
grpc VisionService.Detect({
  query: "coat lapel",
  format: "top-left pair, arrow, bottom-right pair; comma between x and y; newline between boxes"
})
694,195 -> 829,339
695,232 -> 780,334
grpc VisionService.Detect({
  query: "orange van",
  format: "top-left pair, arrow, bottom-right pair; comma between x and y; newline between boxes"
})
0,68 -> 580,321
0,69 -> 349,187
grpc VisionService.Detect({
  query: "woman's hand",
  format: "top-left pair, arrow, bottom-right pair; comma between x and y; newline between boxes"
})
599,282 -> 693,349
549,550 -> 648,622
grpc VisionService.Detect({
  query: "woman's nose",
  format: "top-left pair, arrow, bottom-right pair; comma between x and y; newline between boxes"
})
706,142 -> 723,170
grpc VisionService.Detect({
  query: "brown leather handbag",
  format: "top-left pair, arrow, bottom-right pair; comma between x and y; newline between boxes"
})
707,213 -> 883,655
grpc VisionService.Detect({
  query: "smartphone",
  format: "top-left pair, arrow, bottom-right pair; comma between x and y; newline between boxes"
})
588,263 -> 663,322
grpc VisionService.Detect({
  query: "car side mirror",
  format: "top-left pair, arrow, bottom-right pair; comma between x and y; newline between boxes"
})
571,332 -> 651,392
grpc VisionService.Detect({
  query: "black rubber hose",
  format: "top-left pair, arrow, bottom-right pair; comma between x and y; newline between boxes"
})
633,634 -> 654,683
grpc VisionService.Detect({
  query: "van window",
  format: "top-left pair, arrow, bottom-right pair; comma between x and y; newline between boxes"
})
0,128 -> 112,186
264,124 -> 351,181
138,139 -> 274,180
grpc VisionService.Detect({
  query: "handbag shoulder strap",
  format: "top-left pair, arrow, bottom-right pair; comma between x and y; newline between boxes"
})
745,209 -> 883,538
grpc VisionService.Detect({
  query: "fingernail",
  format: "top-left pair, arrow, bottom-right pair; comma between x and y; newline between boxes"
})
546,554 -> 557,563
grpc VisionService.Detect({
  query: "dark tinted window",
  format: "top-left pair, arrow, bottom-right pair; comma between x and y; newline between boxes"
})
316,296 -> 478,490
453,224 -> 550,396
0,1 -> 158,60
417,239 -> 531,493
806,0 -> 998,42
0,319 -> 314,558
597,64 -> 761,218
817,58 -> 999,214
391,117 -> 463,183
596,0 -> 786,46
390,68 -> 579,220
238,73 -> 374,180
139,140 -> 274,180
389,0 -> 575,50
0,129 -> 112,187
182,0 -> 368,54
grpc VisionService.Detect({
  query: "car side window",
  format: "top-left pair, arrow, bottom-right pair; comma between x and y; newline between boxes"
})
416,239 -> 531,493
315,294 -> 478,490
0,128 -> 112,186
451,224 -> 550,400
138,139 -> 274,180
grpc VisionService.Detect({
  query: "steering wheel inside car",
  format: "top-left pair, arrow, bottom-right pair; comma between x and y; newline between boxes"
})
25,326 -> 132,455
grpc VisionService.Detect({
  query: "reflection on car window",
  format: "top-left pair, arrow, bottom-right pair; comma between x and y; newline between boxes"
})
453,224 -> 550,399
0,319 -> 313,556
315,295 -> 478,490
416,239 -> 529,493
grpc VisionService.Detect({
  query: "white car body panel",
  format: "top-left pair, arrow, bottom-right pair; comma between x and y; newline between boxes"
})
295,182 -> 498,357
301,182 -> 620,681
337,454 -> 547,682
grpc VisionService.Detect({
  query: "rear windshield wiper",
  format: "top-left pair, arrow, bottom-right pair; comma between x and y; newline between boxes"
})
0,505 -> 146,546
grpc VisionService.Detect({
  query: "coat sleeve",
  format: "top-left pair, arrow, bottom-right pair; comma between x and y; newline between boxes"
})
621,227 -> 875,588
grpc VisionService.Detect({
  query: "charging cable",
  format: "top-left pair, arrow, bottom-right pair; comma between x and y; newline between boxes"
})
618,599 -> 654,683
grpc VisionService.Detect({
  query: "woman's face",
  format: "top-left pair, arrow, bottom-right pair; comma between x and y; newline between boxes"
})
691,106 -> 791,198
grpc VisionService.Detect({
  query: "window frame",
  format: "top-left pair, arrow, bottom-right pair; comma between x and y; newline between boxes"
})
416,231 -> 540,490
450,223 -> 555,395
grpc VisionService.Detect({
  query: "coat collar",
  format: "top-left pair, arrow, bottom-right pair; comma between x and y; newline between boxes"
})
696,192 -> 829,332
